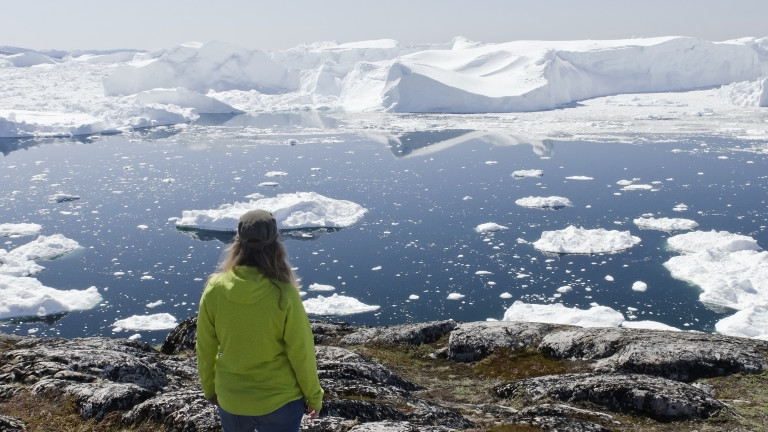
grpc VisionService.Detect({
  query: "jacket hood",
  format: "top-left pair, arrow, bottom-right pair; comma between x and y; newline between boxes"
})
216,266 -> 276,305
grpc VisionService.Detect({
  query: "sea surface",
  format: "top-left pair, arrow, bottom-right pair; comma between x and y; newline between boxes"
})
2,112 -> 767,342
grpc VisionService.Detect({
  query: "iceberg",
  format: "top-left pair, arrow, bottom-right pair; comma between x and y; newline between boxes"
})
3,36 -> 768,137
532,225 -> 641,254
175,192 -> 367,232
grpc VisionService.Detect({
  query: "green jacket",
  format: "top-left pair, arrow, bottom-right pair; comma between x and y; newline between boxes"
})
196,266 -> 323,415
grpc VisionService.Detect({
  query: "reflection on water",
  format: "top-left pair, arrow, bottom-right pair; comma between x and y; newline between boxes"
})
374,129 -> 556,158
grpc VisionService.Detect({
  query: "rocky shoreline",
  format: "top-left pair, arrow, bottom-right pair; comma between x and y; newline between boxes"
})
1,318 -> 767,431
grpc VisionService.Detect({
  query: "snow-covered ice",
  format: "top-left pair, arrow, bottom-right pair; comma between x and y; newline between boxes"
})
532,226 -> 642,254
633,216 -> 699,232
515,196 -> 573,210
3,36 -> 768,138
503,301 -> 625,328
111,313 -> 179,332
474,223 -> 508,233
0,228 -> 102,320
175,192 -> 367,231
302,293 -> 380,315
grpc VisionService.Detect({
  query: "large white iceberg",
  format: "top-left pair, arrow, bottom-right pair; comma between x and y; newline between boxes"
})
532,226 -> 641,254
664,230 -> 768,311
503,301 -> 625,328
175,192 -> 367,231
3,36 -> 768,137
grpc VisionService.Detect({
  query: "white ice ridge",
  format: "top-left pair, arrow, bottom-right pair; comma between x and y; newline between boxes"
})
633,216 -> 699,232
3,36 -> 768,137
175,192 -> 367,231
302,293 -> 380,316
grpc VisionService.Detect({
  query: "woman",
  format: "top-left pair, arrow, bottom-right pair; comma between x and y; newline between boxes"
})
196,209 -> 323,432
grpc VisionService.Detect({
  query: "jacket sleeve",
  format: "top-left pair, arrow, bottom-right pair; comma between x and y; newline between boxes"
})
283,287 -> 324,412
196,285 -> 218,400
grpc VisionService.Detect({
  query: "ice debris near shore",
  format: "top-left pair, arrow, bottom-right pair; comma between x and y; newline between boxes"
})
0,227 -> 102,320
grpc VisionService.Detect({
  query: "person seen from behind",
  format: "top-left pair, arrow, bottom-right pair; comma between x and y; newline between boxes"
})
196,209 -> 323,432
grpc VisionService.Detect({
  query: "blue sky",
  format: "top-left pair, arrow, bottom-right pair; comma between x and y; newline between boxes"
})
3,0 -> 767,51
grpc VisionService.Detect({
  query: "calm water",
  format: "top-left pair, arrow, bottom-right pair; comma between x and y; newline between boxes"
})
2,113 -> 767,342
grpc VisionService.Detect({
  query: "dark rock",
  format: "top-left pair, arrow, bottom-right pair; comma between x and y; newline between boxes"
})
539,327 -> 768,381
0,384 -> 22,400
311,319 -> 355,343
317,346 -> 418,391
30,378 -> 154,420
123,389 -> 220,432
346,420 -> 459,431
321,398 -> 407,422
0,414 -> 27,432
492,373 -> 727,421
161,315 -> 198,355
340,320 -> 456,346
0,336 -> 168,391
300,416 -> 358,432
511,403 -> 616,431
448,321 -> 565,362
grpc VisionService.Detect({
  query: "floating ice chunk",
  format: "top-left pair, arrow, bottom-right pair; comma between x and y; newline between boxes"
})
532,226 -> 641,254
447,293 -> 466,300
259,182 -> 280,187
565,176 -> 594,181
664,231 -> 768,311
632,281 -> 648,292
176,192 -> 367,231
515,196 -> 572,209
620,320 -> 681,331
475,270 -> 493,275
371,266 -> 382,271
503,301 -> 624,328
7,234 -> 82,261
500,292 -> 513,299
408,294 -> 420,300
666,230 -> 759,254
605,275 -> 615,281
265,171 -> 288,177
633,216 -> 699,232
673,203 -> 689,212
511,169 -> 543,179
0,274 -> 102,320
475,222 -> 508,233
111,313 -> 178,332
303,293 -> 380,315
556,285 -> 573,293
146,300 -> 165,308
621,184 -> 654,191
308,283 -> 335,291
0,223 -> 42,237
715,305 -> 768,340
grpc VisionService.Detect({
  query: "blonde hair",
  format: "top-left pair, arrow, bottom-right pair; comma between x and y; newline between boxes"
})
217,237 -> 300,288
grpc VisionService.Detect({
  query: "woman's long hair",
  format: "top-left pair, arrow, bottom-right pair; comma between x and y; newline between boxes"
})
217,236 -> 300,288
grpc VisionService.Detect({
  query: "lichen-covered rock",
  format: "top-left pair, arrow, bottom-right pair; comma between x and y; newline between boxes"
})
340,320 -> 456,346
492,373 -> 727,421
161,315 -> 198,355
0,336 -> 168,391
539,327 -> 768,381
511,404 -> 616,432
448,321 -> 565,362
317,346 -> 418,391
30,378 -> 154,420
346,420 -> 459,431
0,414 -> 27,432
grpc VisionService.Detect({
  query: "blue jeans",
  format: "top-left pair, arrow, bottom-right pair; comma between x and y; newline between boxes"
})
218,399 -> 305,432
